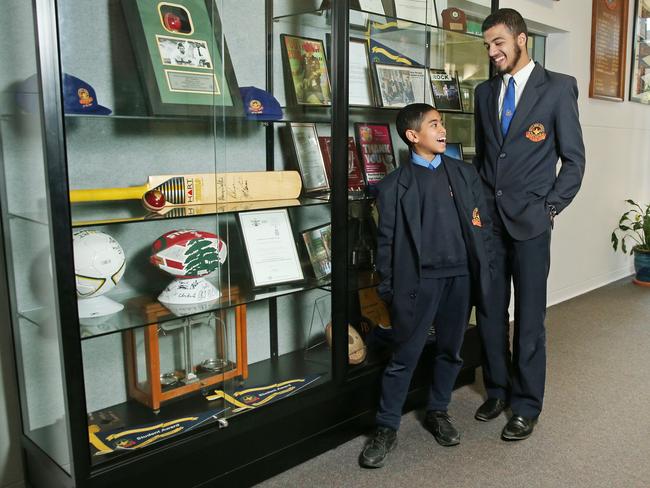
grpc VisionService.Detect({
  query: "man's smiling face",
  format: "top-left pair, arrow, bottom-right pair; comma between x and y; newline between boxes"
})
483,23 -> 527,75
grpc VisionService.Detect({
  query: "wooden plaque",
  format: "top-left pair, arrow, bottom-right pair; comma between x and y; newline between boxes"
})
589,0 -> 629,101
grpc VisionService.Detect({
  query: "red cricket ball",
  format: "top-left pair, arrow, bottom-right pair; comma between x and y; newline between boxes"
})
143,190 -> 166,211
163,13 -> 182,32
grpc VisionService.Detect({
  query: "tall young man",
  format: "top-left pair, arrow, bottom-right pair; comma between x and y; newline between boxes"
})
473,8 -> 585,440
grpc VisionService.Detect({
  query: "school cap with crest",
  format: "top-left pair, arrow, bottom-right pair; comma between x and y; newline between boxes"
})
16,73 -> 112,115
239,86 -> 283,121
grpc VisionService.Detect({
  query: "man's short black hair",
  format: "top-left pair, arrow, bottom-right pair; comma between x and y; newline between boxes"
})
482,8 -> 528,40
396,103 -> 437,147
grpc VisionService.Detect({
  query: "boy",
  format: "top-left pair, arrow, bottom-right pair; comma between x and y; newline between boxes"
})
360,104 -> 493,468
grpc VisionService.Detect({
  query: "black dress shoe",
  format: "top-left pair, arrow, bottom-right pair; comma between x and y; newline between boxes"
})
424,411 -> 460,446
475,398 -> 506,422
501,415 -> 537,441
359,426 -> 397,468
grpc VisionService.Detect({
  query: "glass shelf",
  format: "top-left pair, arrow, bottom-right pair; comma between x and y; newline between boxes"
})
280,105 -> 475,123
273,8 -> 486,40
20,277 -> 332,341
71,196 -> 329,228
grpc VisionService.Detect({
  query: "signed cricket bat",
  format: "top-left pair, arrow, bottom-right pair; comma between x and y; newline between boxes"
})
69,171 -> 303,211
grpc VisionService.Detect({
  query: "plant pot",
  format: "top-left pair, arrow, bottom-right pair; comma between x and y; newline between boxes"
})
633,247 -> 650,287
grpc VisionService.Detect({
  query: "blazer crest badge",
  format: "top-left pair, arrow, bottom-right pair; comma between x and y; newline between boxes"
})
472,208 -> 482,227
526,122 -> 546,142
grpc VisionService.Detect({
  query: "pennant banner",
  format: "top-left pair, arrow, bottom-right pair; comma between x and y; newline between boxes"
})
205,374 -> 321,412
368,39 -> 422,67
88,407 -> 226,455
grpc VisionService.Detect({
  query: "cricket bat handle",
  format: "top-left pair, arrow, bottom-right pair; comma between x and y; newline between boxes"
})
70,185 -> 149,203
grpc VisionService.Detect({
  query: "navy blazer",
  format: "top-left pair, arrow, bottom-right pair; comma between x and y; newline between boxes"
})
473,63 -> 586,241
375,156 -> 493,343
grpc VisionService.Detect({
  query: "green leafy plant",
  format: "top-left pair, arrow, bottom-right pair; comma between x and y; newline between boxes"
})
611,200 -> 650,254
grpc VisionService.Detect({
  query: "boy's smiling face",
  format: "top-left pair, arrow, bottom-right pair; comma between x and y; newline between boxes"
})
406,109 -> 446,158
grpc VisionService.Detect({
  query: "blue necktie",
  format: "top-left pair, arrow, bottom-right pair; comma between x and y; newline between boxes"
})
501,77 -> 515,136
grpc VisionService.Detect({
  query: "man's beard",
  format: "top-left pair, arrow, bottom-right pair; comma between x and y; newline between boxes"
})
497,43 -> 522,75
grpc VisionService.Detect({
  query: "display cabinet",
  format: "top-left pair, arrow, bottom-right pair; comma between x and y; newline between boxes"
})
0,1 -> 493,486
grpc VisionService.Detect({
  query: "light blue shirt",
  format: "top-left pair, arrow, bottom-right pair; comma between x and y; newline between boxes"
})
411,151 -> 442,170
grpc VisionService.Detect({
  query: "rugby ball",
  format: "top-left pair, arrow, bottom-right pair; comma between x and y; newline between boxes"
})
150,230 -> 227,278
73,230 -> 126,298
325,322 -> 367,365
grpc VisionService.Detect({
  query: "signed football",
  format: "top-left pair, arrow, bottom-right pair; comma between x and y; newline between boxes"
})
150,230 -> 227,278
325,322 -> 367,365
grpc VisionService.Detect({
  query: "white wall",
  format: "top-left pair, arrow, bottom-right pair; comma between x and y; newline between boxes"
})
501,0 -> 649,305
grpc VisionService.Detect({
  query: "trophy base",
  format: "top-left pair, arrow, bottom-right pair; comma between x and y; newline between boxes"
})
158,278 -> 221,306
78,296 -> 124,318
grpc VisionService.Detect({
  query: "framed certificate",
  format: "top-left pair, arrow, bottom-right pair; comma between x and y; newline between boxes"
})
121,0 -> 241,116
301,223 -> 332,280
393,0 -> 437,26
349,38 -> 375,106
373,63 -> 429,108
281,34 -> 332,106
238,209 -> 304,287
318,136 -> 366,193
590,0 -> 629,101
429,69 -> 463,112
354,122 -> 396,186
289,123 -> 330,193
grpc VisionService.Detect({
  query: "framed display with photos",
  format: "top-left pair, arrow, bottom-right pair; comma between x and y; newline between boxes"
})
590,0 -> 629,101
289,123 -> 330,193
301,224 -> 332,280
281,34 -> 332,106
429,69 -> 463,112
443,142 -> 464,160
354,122 -> 396,186
121,0 -> 240,115
374,63 -> 429,108
238,209 -> 304,287
629,0 -> 650,104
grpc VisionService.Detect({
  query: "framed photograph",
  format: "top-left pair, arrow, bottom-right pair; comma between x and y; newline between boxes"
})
393,0 -> 437,26
590,0 -> 629,101
318,136 -> 366,193
289,123 -> 330,193
238,209 -> 304,287
281,34 -> 332,106
629,0 -> 650,104
121,0 -> 240,116
429,69 -> 463,112
443,142 -> 464,160
373,63 -> 430,108
156,35 -> 213,69
301,223 -> 332,280
354,122 -> 396,186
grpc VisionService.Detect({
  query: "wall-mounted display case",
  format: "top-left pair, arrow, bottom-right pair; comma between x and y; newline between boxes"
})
0,1 -> 493,486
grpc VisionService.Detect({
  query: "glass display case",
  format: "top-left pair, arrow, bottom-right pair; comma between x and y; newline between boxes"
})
0,1 -> 492,486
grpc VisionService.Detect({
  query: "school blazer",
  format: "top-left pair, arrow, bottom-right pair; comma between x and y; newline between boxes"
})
375,156 -> 494,343
473,62 -> 586,241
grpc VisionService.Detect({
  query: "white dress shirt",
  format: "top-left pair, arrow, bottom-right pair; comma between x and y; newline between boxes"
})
498,59 -> 536,121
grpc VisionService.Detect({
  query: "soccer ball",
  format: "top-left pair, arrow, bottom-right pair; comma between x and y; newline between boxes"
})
73,230 -> 126,298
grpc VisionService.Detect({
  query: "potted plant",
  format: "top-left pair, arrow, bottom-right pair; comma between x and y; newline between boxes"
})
611,199 -> 650,286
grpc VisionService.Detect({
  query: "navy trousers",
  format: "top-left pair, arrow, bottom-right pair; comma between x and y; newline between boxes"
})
376,275 -> 471,431
477,217 -> 551,418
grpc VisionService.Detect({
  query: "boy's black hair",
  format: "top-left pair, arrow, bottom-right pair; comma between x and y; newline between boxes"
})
396,103 -> 438,148
481,8 -> 528,40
